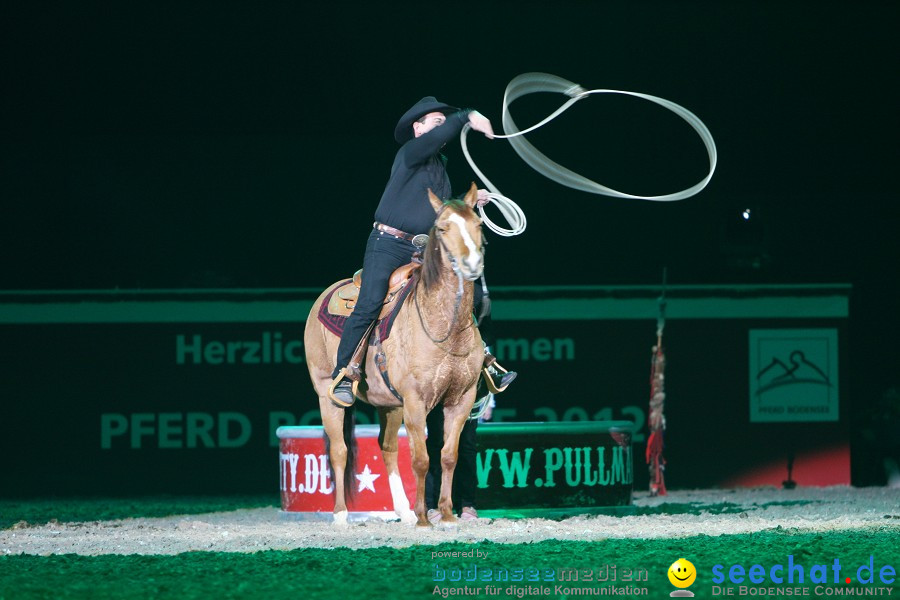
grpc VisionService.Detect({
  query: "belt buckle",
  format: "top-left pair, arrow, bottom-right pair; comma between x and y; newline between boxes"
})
411,234 -> 429,249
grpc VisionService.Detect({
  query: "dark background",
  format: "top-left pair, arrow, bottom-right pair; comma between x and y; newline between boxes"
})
2,1 -> 898,480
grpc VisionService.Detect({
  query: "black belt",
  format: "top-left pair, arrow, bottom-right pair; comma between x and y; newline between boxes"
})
373,222 -> 429,248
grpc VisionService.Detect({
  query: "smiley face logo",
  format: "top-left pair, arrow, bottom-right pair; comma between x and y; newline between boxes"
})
668,558 -> 697,588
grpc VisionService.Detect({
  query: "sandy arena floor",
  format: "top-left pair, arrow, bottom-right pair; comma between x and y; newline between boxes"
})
2,487 -> 899,556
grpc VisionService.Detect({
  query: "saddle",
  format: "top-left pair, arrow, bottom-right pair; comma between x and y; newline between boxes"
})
326,262 -> 420,320
322,261 -> 421,406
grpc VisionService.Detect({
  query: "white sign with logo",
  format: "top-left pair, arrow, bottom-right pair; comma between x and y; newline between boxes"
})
749,328 -> 839,422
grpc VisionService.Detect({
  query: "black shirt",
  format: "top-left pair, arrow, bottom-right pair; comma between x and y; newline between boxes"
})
373,109 -> 471,234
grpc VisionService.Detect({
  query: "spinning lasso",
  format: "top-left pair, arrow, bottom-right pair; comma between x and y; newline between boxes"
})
461,72 -> 719,236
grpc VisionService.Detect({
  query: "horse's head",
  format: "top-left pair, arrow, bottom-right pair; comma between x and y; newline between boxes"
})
426,184 -> 484,283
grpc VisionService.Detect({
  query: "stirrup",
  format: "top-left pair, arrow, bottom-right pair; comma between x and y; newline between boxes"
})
328,367 -> 369,408
482,363 -> 516,394
352,377 -> 368,403
328,369 -> 355,408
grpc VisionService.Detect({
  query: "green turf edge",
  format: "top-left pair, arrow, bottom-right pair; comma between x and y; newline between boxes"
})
1,530 -> 898,600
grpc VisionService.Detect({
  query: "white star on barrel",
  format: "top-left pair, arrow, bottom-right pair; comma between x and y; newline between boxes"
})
355,464 -> 381,493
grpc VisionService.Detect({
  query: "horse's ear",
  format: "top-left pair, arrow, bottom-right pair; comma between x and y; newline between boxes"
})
463,182 -> 478,209
428,188 -> 443,213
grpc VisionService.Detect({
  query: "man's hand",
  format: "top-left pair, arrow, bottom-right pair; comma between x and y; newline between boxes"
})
468,111 -> 494,139
477,188 -> 491,207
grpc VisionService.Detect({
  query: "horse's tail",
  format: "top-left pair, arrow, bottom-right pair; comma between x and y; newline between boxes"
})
324,405 -> 358,504
342,406 -> 357,503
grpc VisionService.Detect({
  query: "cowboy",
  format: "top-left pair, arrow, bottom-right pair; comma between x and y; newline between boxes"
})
330,96 -> 516,407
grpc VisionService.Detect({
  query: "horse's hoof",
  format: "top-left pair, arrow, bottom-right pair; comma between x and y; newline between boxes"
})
435,518 -> 459,530
332,510 -> 349,528
429,508 -> 458,528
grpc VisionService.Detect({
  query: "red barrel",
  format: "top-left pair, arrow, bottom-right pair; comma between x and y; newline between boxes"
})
277,424 -> 416,517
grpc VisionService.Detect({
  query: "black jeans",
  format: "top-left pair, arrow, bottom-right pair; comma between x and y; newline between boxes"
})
472,282 -> 492,347
332,229 -> 418,379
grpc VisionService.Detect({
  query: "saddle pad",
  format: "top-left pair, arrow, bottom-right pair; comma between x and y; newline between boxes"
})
317,277 -> 415,344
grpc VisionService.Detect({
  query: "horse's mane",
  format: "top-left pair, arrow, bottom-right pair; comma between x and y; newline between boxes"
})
421,200 -> 468,291
421,225 -> 442,291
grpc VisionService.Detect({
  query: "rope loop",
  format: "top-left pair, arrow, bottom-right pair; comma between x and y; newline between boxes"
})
461,72 -> 718,236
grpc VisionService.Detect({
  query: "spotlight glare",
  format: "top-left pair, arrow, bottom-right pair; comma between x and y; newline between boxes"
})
742,209 -> 752,220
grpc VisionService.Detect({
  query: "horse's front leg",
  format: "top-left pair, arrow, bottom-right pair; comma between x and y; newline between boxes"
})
403,401 -> 431,527
437,396 -> 474,524
377,406 -> 416,524
319,396 -> 350,526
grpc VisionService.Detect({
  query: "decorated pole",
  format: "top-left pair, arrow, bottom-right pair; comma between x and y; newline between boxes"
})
646,268 -> 668,496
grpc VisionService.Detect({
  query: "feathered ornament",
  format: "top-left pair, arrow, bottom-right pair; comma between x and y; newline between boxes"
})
646,269 -> 668,496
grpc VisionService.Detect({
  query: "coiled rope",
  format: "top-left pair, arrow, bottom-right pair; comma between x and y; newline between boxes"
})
461,72 -> 718,236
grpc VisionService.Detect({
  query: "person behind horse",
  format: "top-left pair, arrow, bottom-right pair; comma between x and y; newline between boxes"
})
330,96 -> 516,407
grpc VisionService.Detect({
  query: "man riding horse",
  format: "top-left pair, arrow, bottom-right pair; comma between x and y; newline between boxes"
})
329,96 -> 517,407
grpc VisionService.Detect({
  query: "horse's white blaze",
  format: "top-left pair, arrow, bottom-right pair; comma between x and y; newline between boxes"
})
389,473 -> 410,513
448,213 -> 482,273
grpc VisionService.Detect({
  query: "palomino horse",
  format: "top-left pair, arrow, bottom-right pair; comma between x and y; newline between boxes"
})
304,184 -> 485,527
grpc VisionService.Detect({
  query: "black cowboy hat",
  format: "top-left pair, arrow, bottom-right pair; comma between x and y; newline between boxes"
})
393,96 -> 461,144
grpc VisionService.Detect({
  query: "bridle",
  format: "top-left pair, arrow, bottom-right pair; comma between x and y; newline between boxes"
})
414,203 -> 484,345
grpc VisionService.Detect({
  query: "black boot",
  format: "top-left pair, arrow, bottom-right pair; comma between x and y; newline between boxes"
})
483,349 -> 516,393
329,377 -> 355,408
487,365 -> 517,391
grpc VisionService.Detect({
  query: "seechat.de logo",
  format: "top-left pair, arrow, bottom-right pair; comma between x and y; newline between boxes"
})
668,558 -> 697,597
